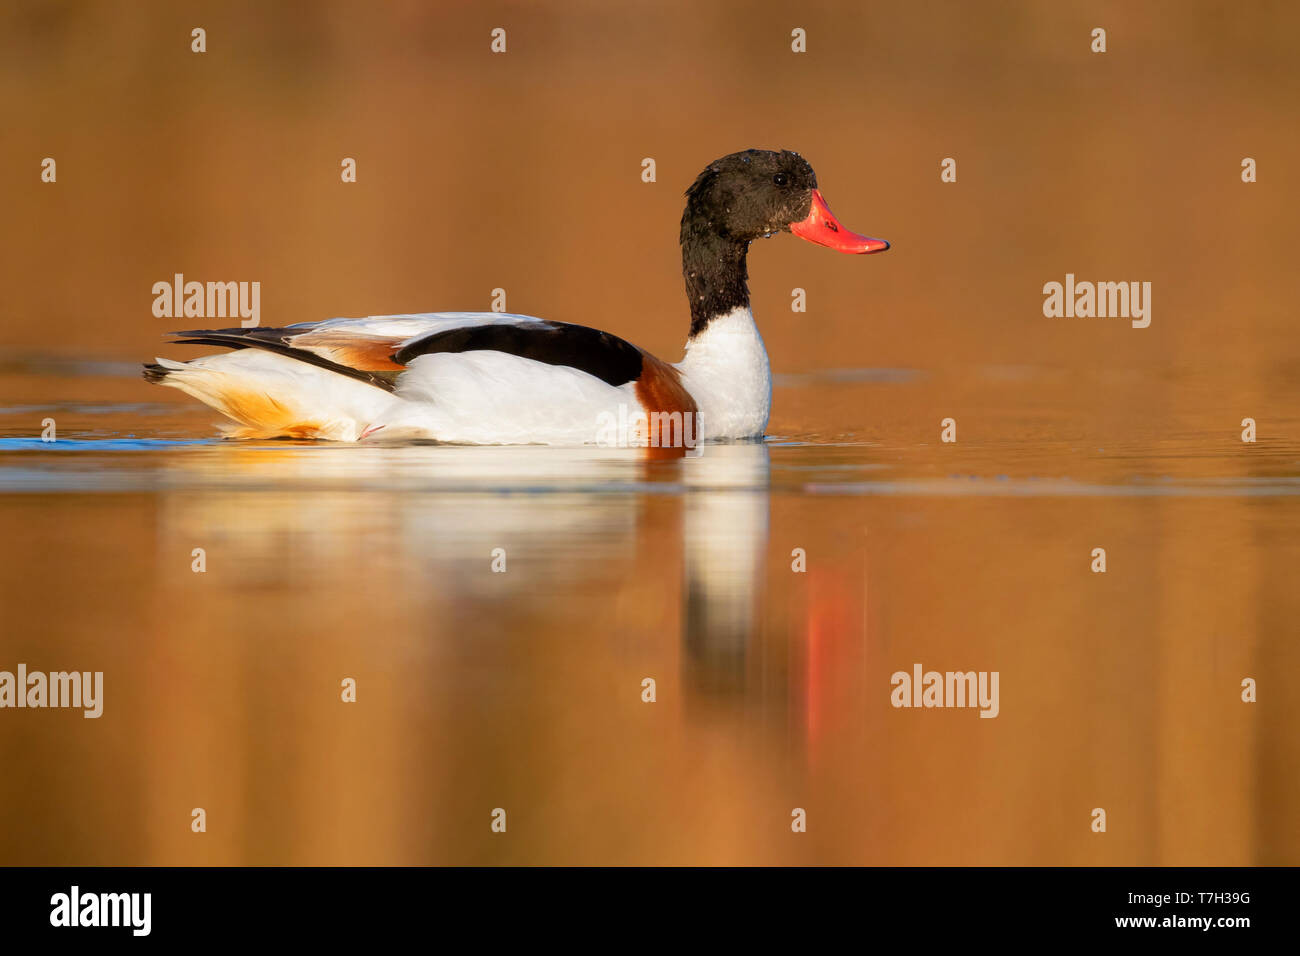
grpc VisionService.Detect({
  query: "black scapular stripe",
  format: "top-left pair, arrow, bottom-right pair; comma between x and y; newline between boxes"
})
393,322 -> 645,387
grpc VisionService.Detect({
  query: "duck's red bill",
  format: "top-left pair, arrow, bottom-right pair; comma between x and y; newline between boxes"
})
791,189 -> 890,254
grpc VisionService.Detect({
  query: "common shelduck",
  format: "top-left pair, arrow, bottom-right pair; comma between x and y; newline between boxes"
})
144,149 -> 889,444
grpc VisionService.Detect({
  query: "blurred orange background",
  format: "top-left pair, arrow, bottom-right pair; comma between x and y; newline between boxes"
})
0,1 -> 1296,866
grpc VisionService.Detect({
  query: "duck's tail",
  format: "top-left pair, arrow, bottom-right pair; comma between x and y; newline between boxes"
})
141,362 -> 171,385
142,352 -> 389,441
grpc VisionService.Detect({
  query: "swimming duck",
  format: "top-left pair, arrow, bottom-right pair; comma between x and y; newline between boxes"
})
144,149 -> 889,444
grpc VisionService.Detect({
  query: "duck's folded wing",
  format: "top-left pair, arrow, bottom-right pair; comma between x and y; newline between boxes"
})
171,312 -> 650,389
394,320 -> 644,387
167,312 -> 552,389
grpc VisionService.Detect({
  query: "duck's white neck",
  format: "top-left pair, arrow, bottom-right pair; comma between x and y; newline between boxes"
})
675,307 -> 771,441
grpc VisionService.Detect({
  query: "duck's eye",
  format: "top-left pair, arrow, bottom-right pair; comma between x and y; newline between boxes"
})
773,172 -> 790,187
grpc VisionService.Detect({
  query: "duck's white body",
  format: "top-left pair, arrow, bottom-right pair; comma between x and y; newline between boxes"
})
146,148 -> 887,443
675,307 -> 771,442
152,307 -> 771,445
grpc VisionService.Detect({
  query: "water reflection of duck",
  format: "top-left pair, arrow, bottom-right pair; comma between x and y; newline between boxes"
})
144,150 -> 887,444
682,443 -> 770,693
155,442 -> 771,664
